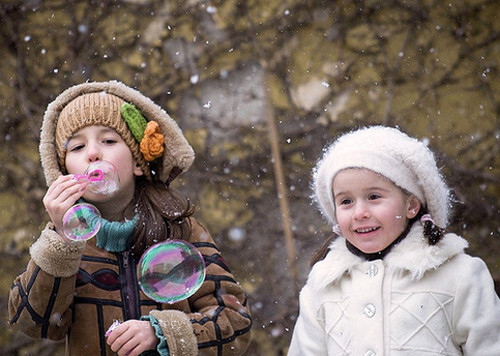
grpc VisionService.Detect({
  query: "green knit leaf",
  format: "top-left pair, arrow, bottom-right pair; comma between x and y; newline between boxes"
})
121,103 -> 148,142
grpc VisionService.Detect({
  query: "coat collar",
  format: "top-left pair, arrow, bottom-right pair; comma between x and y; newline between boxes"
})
308,224 -> 468,291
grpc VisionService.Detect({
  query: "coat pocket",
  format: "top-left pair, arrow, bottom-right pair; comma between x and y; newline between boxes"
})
321,299 -> 351,354
390,291 -> 456,353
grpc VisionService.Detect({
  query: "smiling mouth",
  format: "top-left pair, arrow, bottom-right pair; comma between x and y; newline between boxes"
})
354,227 -> 380,233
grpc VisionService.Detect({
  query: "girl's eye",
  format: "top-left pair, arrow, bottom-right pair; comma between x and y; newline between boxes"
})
339,198 -> 352,205
368,193 -> 381,200
103,138 -> 117,144
69,144 -> 84,152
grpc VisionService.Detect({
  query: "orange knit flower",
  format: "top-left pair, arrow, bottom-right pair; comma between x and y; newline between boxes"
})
140,121 -> 165,161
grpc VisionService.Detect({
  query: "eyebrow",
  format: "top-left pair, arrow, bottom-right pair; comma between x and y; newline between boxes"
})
334,186 -> 390,197
68,127 -> 117,141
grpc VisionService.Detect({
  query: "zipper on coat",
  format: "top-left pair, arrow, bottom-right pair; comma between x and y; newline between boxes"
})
118,251 -> 140,320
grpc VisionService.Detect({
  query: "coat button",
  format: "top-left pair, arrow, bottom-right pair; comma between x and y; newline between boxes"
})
363,303 -> 376,318
364,350 -> 376,356
365,264 -> 378,277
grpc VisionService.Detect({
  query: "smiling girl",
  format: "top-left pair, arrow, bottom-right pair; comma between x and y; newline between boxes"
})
288,126 -> 500,355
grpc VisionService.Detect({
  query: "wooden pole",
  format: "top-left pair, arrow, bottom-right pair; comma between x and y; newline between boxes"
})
264,80 -> 300,296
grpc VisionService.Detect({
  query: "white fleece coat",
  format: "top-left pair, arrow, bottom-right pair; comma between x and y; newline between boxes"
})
288,225 -> 500,355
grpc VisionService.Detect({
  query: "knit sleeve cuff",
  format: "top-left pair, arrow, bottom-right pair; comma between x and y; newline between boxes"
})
148,309 -> 198,356
30,222 -> 86,277
140,314 -> 169,356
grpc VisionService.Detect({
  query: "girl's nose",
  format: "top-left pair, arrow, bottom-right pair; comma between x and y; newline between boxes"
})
353,202 -> 370,220
86,142 -> 101,162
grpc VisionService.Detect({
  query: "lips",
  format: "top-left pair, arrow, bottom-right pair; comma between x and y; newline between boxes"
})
354,226 -> 380,233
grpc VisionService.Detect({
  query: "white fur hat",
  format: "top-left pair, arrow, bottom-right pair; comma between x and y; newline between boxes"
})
313,126 -> 450,228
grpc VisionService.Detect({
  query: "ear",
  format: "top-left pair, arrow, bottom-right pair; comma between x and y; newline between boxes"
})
133,161 -> 144,177
406,195 -> 421,219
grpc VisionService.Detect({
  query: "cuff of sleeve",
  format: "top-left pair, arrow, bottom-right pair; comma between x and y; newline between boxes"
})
149,309 -> 198,356
140,315 -> 169,356
30,222 -> 86,277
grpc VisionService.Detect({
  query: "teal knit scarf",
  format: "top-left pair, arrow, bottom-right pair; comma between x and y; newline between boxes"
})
96,214 -> 138,252
78,199 -> 137,252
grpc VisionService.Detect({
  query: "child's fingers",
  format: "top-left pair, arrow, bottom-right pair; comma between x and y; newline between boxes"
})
43,175 -> 88,231
48,175 -> 87,200
107,320 -> 157,356
45,176 -> 86,202
116,336 -> 141,356
45,175 -> 80,197
107,327 -> 137,355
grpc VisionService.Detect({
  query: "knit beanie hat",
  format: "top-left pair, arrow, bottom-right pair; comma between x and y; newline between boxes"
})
40,80 -> 195,186
313,126 -> 450,229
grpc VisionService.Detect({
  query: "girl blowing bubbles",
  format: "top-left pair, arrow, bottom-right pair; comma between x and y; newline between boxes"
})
288,126 -> 500,355
9,81 -> 252,356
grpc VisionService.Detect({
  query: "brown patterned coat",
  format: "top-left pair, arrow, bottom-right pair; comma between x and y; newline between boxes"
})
9,218 -> 252,355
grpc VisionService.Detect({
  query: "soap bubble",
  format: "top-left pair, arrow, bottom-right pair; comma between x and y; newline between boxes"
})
62,161 -> 119,241
75,161 -> 120,195
62,203 -> 101,241
137,240 -> 206,304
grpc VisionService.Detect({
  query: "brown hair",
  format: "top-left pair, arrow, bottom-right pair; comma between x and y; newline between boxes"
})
310,234 -> 337,267
131,177 -> 195,256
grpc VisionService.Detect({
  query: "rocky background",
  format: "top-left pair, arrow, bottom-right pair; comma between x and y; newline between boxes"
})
1,0 -> 499,354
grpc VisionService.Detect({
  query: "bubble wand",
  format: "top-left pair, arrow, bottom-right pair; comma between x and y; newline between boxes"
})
62,161 -> 120,241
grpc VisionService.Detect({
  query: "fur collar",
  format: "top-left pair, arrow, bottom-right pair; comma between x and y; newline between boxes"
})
308,224 -> 468,291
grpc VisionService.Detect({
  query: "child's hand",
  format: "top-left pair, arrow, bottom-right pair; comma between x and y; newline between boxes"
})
106,320 -> 159,356
42,175 -> 88,241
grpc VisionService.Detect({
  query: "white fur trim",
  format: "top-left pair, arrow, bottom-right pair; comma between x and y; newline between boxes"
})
385,225 -> 468,280
149,309 -> 198,356
309,224 -> 468,292
30,223 -> 86,277
308,236 -> 362,290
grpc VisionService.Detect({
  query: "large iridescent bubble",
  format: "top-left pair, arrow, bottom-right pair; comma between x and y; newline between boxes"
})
62,203 -> 101,241
137,240 -> 206,304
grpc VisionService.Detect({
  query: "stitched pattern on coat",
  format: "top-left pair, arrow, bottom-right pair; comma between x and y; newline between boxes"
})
76,268 -> 120,290
321,298 -> 351,354
390,291 -> 455,353
191,242 -> 252,355
10,266 -> 62,338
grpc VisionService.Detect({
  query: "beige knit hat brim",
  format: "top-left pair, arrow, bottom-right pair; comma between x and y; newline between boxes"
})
40,80 -> 195,186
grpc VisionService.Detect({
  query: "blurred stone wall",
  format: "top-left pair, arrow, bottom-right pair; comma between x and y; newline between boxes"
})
1,0 -> 499,354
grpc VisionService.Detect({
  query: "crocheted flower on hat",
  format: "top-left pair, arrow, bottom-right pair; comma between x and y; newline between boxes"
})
121,102 -> 165,162
140,121 -> 165,161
